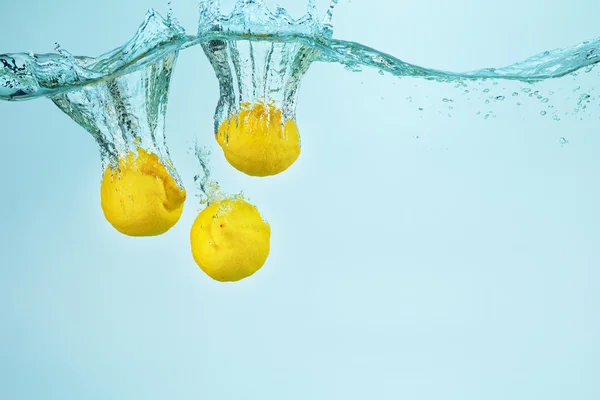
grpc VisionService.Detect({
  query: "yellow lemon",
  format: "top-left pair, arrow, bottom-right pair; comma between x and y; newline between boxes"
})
216,102 -> 301,177
101,148 -> 186,237
190,199 -> 271,282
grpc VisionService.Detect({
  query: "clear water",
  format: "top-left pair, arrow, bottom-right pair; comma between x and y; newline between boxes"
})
1,0 -> 600,184
192,142 -> 243,207
51,48 -> 181,179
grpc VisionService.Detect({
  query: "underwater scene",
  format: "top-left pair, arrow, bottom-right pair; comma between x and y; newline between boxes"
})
1,0 -> 599,399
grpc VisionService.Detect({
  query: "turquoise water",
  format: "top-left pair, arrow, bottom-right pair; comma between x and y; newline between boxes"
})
1,1 -> 599,399
2,1 -> 599,103
2,0 -> 599,184
0,0 -> 599,224
1,0 -> 599,212
2,1 -> 600,158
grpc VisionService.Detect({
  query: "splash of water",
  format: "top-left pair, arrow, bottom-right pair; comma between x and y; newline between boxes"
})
193,143 -> 227,206
2,1 -> 600,102
48,11 -> 186,182
1,0 -> 600,177
1,10 -> 190,102
312,36 -> 600,82
192,142 -> 248,209
199,0 -> 322,133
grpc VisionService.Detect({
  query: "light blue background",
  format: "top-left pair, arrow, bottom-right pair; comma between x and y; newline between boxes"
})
1,0 -> 599,399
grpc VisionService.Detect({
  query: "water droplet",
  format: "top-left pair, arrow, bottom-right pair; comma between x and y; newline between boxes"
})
559,137 -> 569,144
167,0 -> 174,21
541,98 -> 549,103
522,88 -> 532,93
495,95 -> 505,101
418,107 -> 424,111
378,70 -> 384,75
483,88 -> 490,93
540,111 -> 547,116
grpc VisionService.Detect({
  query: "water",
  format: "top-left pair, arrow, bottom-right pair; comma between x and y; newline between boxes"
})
51,46 -> 182,178
192,142 -> 243,207
2,3 -> 599,397
199,0 -> 320,134
2,0 -> 600,181
3,2 -> 599,102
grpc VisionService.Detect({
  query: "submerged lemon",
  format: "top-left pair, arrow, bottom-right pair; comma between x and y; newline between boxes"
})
190,199 -> 271,282
216,102 -> 301,177
101,148 -> 186,237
